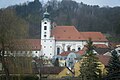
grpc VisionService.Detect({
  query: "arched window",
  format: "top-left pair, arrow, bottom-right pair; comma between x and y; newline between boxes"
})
57,47 -> 60,55
67,46 -> 71,51
78,47 -> 81,51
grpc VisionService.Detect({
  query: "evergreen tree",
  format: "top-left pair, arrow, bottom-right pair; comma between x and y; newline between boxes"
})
79,38 -> 101,80
105,50 -> 120,80
54,58 -> 59,67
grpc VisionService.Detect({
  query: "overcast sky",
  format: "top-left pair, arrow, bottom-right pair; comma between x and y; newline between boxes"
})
0,0 -> 120,8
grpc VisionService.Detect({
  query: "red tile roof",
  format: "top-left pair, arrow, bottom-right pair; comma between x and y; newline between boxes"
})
59,51 -> 71,56
81,32 -> 108,42
94,44 -> 108,48
94,48 -> 111,55
96,55 -> 110,66
59,50 -> 85,56
33,67 -> 64,74
76,50 -> 85,55
52,26 -> 108,42
26,39 -> 41,50
52,26 -> 85,41
11,39 -> 41,50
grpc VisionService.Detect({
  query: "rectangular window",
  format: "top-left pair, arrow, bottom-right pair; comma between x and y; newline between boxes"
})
44,26 -> 47,30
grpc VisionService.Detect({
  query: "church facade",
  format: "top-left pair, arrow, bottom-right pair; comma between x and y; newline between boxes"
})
40,11 -> 108,58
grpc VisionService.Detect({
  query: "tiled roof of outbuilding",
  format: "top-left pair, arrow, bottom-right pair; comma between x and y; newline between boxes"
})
94,44 -> 108,48
96,55 -> 110,66
59,51 -> 71,56
94,48 -> 111,55
76,50 -> 85,55
33,67 -> 64,74
10,39 -> 41,50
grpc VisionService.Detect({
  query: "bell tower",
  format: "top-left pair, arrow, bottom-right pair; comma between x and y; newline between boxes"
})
41,9 -> 55,59
41,9 -> 51,39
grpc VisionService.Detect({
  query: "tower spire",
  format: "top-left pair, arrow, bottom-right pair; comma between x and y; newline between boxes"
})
46,7 -> 48,13
43,8 -> 50,19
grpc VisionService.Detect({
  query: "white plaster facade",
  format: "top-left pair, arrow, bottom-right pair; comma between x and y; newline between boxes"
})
4,50 -> 41,57
40,11 -> 109,58
41,11 -> 55,58
55,40 -> 85,54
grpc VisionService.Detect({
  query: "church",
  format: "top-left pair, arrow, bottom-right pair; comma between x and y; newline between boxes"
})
40,11 -> 108,58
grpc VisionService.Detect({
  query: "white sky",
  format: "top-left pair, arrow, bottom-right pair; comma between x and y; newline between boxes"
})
77,0 -> 120,7
0,0 -> 120,8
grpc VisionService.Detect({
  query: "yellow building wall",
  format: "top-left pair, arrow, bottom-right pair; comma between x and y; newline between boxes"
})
56,61 -> 107,78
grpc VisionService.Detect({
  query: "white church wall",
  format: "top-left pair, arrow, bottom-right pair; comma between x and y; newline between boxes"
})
41,19 -> 51,39
41,12 -> 55,59
55,40 -> 85,54
81,41 -> 108,46
40,11 -> 109,59
55,41 -> 108,55
32,51 -> 41,57
5,50 -> 41,57
93,41 -> 108,46
41,39 -> 55,58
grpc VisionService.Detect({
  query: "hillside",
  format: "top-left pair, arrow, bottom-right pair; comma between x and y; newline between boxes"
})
1,0 -> 120,40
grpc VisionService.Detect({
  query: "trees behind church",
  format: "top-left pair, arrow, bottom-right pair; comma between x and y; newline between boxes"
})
4,0 -> 120,39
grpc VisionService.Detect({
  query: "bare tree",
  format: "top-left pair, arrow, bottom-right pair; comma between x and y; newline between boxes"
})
0,9 -> 28,80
